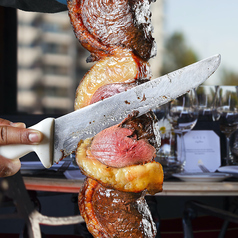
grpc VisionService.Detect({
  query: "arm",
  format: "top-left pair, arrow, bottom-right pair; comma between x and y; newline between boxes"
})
0,0 -> 67,13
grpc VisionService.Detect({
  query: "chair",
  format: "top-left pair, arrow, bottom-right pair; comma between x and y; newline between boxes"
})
0,171 -> 84,238
182,199 -> 238,238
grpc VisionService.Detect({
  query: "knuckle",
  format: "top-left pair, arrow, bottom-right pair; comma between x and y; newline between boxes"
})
0,126 -> 7,145
0,156 -> 20,177
20,130 -> 30,144
0,118 -> 10,126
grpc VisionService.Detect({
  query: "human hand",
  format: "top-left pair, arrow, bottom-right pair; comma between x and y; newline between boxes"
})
0,118 -> 43,177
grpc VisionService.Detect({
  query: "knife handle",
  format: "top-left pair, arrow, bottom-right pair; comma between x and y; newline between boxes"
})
0,118 -> 55,168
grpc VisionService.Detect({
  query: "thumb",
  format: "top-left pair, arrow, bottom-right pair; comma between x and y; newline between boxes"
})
0,156 -> 21,177
0,126 -> 43,145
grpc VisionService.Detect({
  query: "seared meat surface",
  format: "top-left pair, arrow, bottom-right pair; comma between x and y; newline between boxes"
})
67,0 -> 156,62
67,0 -> 163,237
79,178 -> 157,238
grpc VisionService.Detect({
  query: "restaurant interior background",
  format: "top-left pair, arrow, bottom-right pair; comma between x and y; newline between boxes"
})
15,0 -> 238,115
1,0 -> 238,237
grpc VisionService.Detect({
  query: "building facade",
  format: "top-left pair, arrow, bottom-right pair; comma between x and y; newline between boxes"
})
17,2 -> 164,114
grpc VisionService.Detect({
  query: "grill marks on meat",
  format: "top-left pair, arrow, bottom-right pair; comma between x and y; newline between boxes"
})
79,178 -> 157,238
67,0 -> 156,62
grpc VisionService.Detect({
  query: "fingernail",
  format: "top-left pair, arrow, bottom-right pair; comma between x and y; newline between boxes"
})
28,131 -> 42,144
11,122 -> 26,128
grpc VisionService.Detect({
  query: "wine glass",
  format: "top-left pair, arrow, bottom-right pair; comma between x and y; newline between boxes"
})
215,86 -> 238,165
154,103 -> 177,178
196,85 -> 218,120
168,89 -> 198,172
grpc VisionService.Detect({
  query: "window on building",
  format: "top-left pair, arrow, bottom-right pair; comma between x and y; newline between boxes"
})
17,10 -> 90,115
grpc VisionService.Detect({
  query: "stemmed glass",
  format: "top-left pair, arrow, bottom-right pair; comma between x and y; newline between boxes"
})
168,89 -> 199,172
196,85 -> 218,120
214,86 -> 238,165
154,103 -> 176,178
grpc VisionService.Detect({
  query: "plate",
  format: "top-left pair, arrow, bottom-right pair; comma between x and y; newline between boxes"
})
217,166 -> 238,174
172,172 -> 231,182
63,170 -> 86,180
20,161 -> 86,180
20,161 -> 78,175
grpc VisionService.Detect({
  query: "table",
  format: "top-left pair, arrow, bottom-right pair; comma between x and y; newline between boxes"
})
3,174 -> 237,237
23,177 -> 238,196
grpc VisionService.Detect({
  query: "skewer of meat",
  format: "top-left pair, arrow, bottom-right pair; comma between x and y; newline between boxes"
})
67,0 -> 163,237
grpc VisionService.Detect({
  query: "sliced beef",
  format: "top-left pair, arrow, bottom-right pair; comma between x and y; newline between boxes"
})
90,111 -> 159,168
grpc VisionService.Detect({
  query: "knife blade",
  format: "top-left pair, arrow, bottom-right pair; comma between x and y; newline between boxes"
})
0,54 -> 221,168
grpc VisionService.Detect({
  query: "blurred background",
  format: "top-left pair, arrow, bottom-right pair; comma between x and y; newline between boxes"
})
1,2 -> 238,237
16,0 -> 238,115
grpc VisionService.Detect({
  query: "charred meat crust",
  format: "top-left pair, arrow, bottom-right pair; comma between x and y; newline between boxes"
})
79,178 -> 157,238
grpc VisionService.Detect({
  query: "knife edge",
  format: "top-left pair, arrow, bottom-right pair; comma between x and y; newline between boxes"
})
53,54 -> 221,165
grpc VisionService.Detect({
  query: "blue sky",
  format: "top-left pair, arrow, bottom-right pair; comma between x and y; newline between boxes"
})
163,0 -> 238,84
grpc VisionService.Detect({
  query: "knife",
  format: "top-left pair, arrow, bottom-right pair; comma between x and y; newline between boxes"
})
0,54 -> 221,168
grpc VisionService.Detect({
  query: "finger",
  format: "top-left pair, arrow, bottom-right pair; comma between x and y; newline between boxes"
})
0,118 -> 12,126
0,156 -> 21,177
0,126 -> 43,145
11,122 -> 26,128
0,118 -> 26,128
